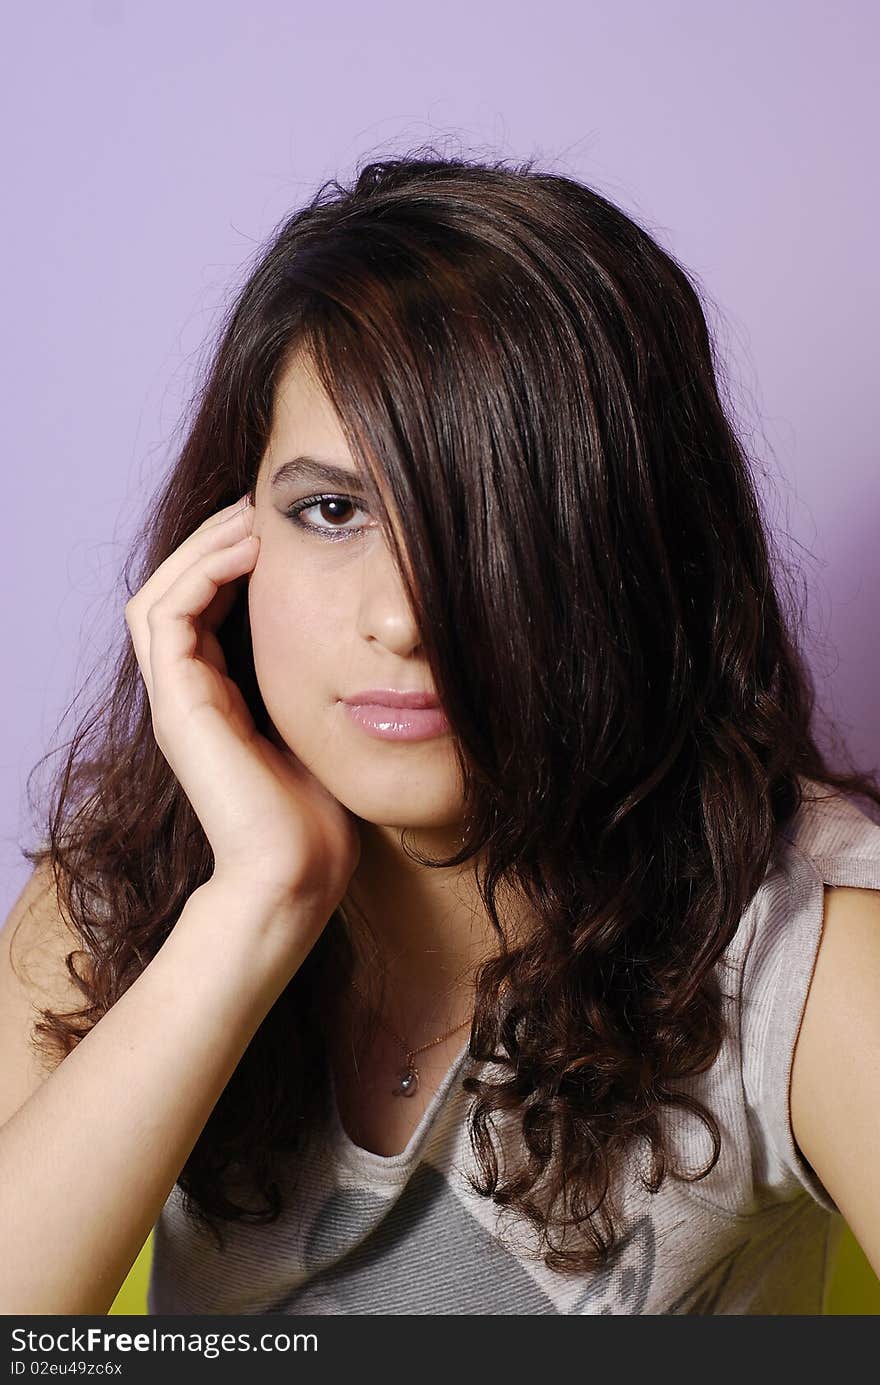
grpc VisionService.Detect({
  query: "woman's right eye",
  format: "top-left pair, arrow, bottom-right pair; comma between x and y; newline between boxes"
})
282,493 -> 377,543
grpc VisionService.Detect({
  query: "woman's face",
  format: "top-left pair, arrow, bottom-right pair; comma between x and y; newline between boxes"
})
249,348 -> 465,830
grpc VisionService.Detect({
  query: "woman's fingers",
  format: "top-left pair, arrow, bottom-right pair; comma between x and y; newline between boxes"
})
150,537 -> 260,714
129,494 -> 254,613
126,518 -> 259,708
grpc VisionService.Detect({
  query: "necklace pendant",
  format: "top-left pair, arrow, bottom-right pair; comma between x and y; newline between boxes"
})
392,1065 -> 420,1098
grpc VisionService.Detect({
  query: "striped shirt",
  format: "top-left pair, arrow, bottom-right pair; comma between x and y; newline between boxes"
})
148,777 -> 880,1314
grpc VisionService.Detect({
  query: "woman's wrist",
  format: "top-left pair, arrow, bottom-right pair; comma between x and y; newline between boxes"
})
184,871 -> 330,979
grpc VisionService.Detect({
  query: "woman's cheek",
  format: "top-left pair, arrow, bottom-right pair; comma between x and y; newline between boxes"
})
247,558 -> 280,653
247,544 -> 339,663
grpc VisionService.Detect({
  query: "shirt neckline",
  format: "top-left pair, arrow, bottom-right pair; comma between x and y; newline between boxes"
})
326,1035 -> 474,1179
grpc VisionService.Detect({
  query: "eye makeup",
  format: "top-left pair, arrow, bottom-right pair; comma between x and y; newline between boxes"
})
282,492 -> 376,542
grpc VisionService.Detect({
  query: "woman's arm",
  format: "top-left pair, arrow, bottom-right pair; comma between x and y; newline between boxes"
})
790,883 -> 880,1279
0,873 -> 318,1314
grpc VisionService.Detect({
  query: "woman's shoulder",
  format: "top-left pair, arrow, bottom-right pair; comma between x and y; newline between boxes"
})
776,774 -> 880,884
727,775 -> 880,992
738,774 -> 880,1017
734,775 -> 880,1214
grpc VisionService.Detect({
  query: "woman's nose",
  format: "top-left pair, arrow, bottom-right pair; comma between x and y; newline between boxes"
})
355,546 -> 424,656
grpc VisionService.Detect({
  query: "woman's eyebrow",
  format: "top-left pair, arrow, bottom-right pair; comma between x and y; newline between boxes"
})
270,456 -> 366,491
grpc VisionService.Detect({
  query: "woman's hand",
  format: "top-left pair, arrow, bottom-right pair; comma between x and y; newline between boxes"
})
124,493 -> 361,929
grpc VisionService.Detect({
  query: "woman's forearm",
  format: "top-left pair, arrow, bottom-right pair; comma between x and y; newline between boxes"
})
0,877 -> 317,1314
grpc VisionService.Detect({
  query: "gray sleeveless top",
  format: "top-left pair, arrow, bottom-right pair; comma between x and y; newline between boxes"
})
147,777 -> 880,1314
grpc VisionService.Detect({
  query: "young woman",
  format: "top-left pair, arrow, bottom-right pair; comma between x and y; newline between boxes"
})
2,152 -> 879,1316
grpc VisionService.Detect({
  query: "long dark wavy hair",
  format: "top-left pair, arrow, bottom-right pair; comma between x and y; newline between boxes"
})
18,148 -> 880,1275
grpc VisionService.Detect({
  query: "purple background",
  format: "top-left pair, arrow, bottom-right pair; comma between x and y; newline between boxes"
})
3,0 -> 878,909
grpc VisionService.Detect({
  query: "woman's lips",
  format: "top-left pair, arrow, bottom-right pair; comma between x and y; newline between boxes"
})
342,702 -> 451,741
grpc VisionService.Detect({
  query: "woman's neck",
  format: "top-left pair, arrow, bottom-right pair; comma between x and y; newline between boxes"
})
334,819 -> 530,1039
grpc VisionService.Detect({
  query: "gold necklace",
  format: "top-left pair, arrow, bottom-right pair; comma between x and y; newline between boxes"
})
349,976 -> 473,1099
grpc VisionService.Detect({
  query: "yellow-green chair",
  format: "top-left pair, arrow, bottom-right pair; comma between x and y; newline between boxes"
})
108,1232 -> 153,1315
110,1223 -> 879,1315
